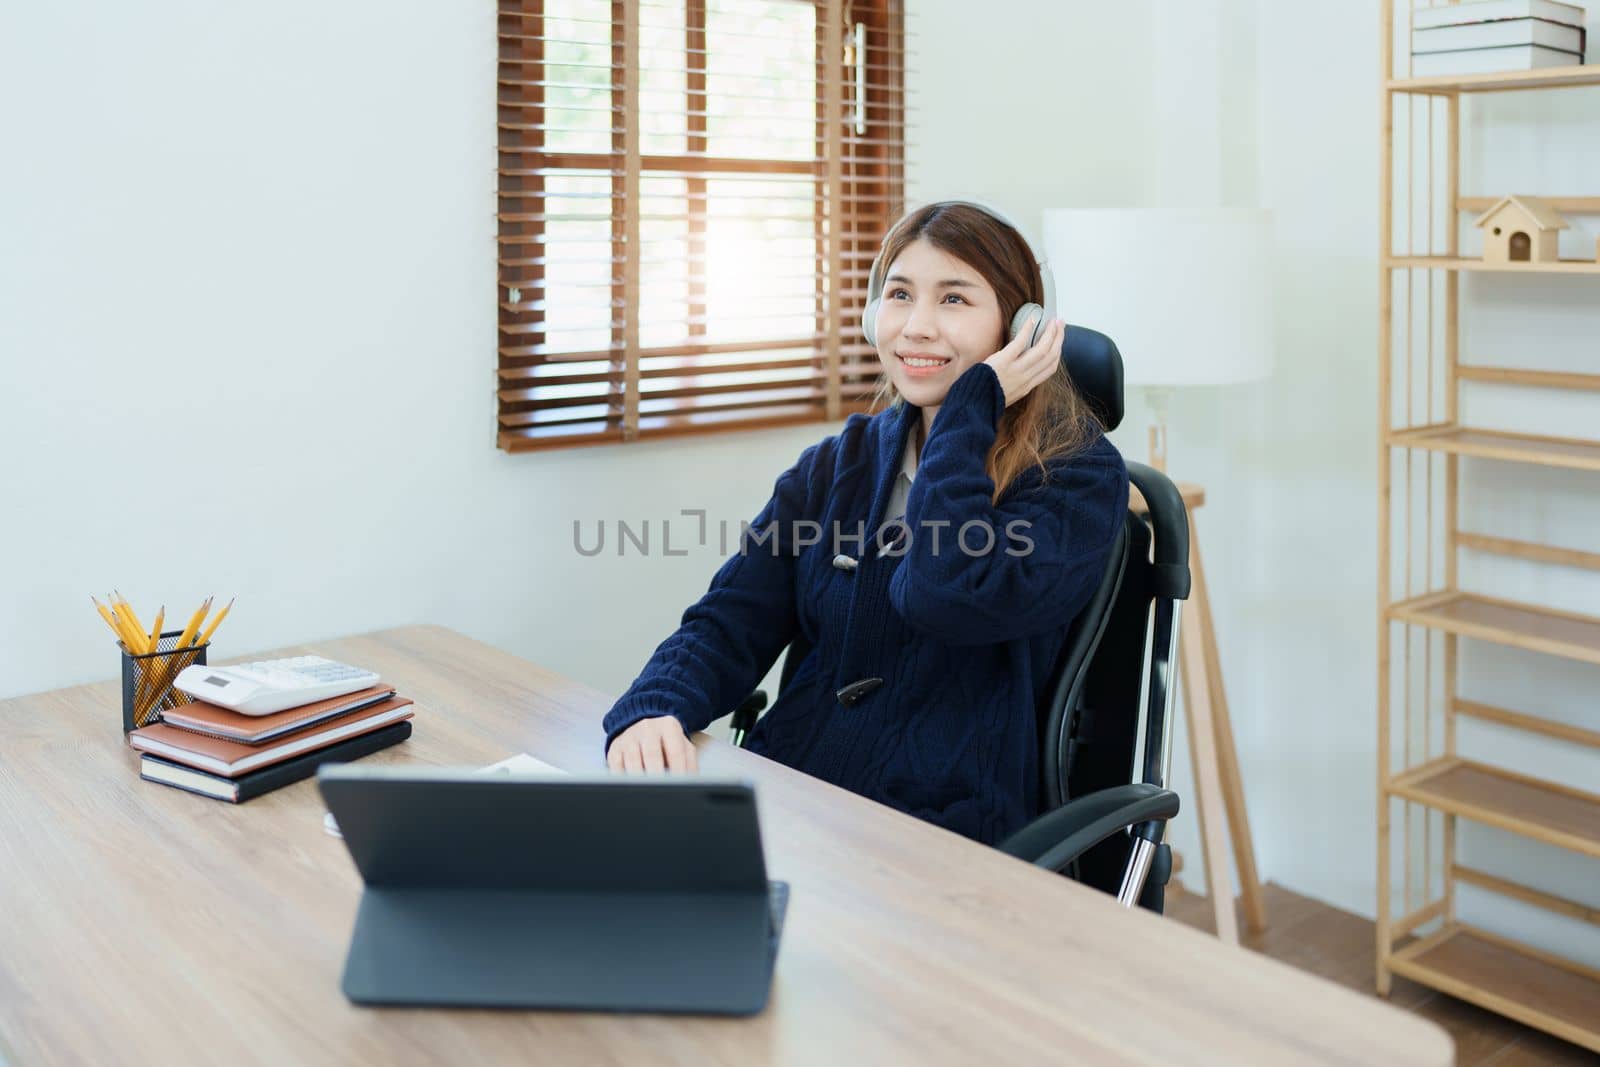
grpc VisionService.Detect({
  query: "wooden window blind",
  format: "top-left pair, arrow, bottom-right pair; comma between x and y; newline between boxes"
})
496,0 -> 907,451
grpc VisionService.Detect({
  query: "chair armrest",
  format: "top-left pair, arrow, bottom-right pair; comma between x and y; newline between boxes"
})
730,690 -> 768,739
996,783 -> 1180,875
1125,461 -> 1191,600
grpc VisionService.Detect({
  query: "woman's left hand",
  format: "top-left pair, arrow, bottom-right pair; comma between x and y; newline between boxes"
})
984,314 -> 1064,407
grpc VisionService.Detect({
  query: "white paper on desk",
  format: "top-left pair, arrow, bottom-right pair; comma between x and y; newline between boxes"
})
323,753 -> 569,837
477,753 -> 568,777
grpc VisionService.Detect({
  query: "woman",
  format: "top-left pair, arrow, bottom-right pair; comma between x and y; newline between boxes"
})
601,201 -> 1129,845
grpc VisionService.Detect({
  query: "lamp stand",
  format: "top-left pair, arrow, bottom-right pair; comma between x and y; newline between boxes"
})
1138,390 -> 1266,944
1146,386 -> 1172,473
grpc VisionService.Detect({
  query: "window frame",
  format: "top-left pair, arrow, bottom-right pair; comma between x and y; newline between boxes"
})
495,0 -> 907,451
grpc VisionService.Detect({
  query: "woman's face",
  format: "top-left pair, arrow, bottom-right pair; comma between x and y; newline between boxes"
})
874,237 -> 1006,409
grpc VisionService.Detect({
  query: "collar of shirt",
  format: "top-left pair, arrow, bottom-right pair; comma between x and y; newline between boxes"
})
898,423 -> 918,485
883,422 -> 919,527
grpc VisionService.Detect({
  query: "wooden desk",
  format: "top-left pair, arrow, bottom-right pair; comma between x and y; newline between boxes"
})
0,626 -> 1453,1065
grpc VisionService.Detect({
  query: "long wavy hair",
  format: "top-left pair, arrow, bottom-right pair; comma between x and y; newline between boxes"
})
868,202 -> 1100,504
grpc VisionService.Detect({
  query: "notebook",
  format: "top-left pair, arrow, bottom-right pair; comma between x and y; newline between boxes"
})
128,697 -> 414,778
158,685 -> 397,744
1411,0 -> 1586,31
1411,43 -> 1583,75
141,721 -> 413,803
1413,19 -> 1586,58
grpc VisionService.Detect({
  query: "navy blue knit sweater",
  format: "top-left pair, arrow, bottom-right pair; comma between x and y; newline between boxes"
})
602,362 -> 1129,844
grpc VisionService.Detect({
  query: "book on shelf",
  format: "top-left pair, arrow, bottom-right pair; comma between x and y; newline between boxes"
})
140,721 -> 414,803
1414,18 -> 1586,57
128,696 -> 415,778
1412,43 -> 1584,75
1412,0 -> 1588,31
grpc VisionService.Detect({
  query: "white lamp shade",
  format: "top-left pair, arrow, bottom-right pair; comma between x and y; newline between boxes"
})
1042,208 -> 1275,387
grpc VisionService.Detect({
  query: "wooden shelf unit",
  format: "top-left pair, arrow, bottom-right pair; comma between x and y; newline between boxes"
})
1378,2 -> 1600,1054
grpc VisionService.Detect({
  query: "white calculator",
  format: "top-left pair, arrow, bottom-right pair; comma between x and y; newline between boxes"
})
174,655 -> 382,716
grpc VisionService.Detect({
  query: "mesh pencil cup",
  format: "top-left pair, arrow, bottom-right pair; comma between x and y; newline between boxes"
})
120,631 -> 209,733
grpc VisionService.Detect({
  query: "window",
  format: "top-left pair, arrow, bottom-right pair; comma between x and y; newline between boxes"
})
496,0 -> 907,450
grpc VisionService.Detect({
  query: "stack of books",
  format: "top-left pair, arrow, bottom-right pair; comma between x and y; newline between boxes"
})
1412,0 -> 1589,76
129,686 -> 415,802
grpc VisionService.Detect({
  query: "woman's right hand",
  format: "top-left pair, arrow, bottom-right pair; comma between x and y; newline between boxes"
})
984,314 -> 1065,408
606,715 -> 699,774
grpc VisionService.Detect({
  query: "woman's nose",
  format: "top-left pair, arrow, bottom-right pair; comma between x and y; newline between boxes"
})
901,301 -> 937,338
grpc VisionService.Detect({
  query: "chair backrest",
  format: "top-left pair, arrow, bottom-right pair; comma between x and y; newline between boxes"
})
1039,475 -> 1188,910
1017,328 -> 1191,909
1059,324 -> 1125,432
1031,322 -> 1131,812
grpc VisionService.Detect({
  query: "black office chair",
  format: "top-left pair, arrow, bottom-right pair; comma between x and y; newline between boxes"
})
730,326 -> 1191,913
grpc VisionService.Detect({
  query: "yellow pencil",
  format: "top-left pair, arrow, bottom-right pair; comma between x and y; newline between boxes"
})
110,600 -> 163,726
175,596 -> 211,649
147,606 -> 165,653
195,597 -> 234,647
94,596 -> 141,653
143,600 -> 201,725
113,592 -> 149,654
109,605 -> 144,654
100,593 -> 137,651
92,596 -> 123,642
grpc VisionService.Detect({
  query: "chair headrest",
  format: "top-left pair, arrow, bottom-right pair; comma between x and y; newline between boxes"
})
1060,324 -> 1124,432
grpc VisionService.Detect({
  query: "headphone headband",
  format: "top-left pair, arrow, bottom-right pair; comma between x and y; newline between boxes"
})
861,198 -> 1056,349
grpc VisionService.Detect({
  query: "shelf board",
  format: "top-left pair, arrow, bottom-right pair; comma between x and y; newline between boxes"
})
1387,425 -> 1600,472
1389,924 -> 1600,1053
1388,756 -> 1600,857
1389,65 -> 1600,95
1386,255 -> 1600,274
1455,366 -> 1600,394
1388,590 -> 1600,665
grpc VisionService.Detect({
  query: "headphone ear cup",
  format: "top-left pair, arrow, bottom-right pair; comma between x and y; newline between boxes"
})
862,297 -> 882,347
1009,302 -> 1045,347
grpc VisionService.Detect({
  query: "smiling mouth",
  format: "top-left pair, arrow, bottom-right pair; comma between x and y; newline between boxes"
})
897,353 -> 952,369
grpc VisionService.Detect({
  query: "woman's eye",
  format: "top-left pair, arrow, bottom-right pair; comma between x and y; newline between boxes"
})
887,288 -> 965,304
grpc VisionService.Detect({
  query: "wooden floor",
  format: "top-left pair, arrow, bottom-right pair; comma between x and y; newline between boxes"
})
1165,882 -> 1599,1066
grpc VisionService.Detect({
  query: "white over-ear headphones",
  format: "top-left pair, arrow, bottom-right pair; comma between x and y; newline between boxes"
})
861,198 -> 1056,350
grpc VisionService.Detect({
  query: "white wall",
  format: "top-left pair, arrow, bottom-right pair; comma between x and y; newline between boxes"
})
1246,0 -> 1385,919
906,1 -> 1158,210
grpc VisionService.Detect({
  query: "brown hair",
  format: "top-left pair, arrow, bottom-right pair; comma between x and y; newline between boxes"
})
867,202 -> 1100,503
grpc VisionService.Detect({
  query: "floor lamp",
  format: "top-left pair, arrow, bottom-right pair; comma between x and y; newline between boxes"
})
1044,208 -> 1273,944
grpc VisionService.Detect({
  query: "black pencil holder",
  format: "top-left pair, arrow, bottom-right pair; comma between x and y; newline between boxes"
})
121,631 -> 209,733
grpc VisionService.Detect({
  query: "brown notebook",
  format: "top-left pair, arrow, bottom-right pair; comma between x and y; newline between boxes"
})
128,698 -> 415,778
159,685 -> 398,744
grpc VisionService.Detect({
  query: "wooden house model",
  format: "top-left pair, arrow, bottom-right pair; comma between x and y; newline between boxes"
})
1473,195 -> 1569,264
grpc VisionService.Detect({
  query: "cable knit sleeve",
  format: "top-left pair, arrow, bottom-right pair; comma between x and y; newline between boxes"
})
600,434 -> 835,752
889,362 -> 1128,647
